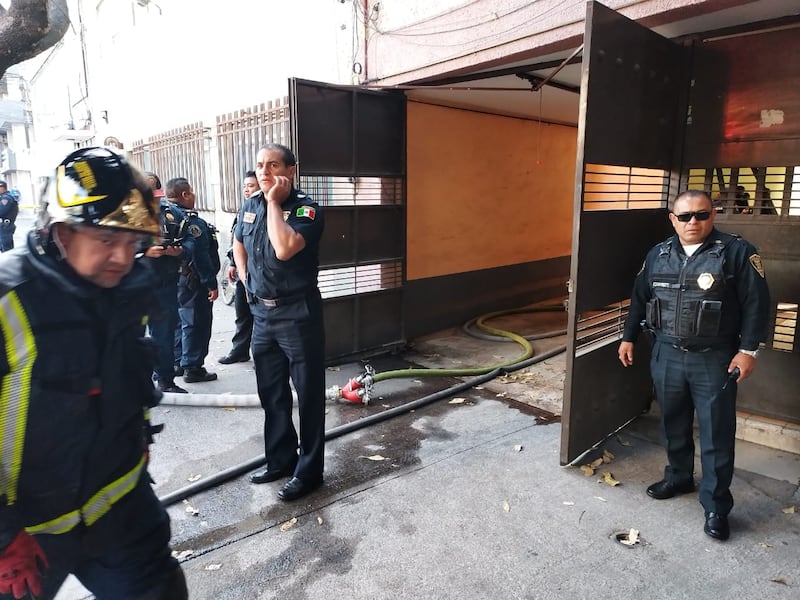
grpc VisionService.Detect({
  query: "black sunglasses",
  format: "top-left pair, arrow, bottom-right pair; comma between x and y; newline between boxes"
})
674,211 -> 711,222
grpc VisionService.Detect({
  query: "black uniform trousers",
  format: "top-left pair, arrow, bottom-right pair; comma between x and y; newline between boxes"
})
229,279 -> 253,358
251,290 -> 326,483
650,341 -> 738,515
174,273 -> 213,368
149,280 -> 180,384
19,479 -> 187,600
0,222 -> 14,252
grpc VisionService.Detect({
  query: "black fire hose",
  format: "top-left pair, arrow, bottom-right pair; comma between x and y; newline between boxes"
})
158,344 -> 566,507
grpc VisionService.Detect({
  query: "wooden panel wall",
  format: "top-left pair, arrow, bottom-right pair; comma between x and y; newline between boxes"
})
406,102 -> 577,280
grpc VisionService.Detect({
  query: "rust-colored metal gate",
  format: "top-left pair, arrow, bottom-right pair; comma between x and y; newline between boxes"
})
561,4 -> 800,465
560,2 -> 685,465
290,79 -> 406,362
683,25 -> 800,423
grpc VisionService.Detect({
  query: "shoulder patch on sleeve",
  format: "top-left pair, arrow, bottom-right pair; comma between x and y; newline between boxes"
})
189,224 -> 202,238
296,206 -> 316,220
749,254 -> 766,278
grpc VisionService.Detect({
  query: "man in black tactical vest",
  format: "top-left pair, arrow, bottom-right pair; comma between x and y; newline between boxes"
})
619,190 -> 770,542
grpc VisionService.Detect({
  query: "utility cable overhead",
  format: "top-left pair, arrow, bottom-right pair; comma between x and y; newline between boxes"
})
376,0 -> 578,38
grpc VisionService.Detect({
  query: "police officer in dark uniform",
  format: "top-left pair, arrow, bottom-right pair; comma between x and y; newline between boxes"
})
167,177 -> 219,383
218,170 -> 258,364
0,147 -> 187,599
233,143 -> 326,501
142,173 -> 192,393
0,180 -> 19,252
619,189 -> 770,541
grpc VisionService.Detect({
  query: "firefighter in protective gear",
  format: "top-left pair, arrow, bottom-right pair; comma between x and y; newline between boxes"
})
0,147 -> 188,599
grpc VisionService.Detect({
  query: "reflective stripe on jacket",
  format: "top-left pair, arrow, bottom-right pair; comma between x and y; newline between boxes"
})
24,454 -> 146,535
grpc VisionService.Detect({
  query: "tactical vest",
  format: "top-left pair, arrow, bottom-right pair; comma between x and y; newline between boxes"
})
647,238 -> 731,346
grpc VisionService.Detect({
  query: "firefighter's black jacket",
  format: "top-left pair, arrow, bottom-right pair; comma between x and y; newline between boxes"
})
0,231 -> 161,552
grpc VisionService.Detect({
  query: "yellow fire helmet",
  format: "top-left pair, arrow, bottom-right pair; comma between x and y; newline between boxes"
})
44,146 -> 159,235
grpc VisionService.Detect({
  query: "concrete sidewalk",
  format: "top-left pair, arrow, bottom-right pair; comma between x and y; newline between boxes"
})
34,248 -> 797,599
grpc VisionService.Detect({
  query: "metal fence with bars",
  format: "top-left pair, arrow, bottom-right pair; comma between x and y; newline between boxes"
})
216,99 -> 290,212
129,98 -> 290,215
130,122 -> 210,209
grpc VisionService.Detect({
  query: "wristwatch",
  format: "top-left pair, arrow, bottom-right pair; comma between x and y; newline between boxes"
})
739,349 -> 759,358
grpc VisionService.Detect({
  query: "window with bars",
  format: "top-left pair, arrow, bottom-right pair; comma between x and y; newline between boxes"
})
685,166 -> 800,217
297,176 -> 403,206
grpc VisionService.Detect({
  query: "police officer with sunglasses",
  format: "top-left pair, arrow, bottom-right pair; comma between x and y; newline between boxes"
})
618,189 -> 770,542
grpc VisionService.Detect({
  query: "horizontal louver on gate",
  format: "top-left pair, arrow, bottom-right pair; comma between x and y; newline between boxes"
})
575,301 -> 631,356
583,164 -> 669,210
319,261 -> 403,300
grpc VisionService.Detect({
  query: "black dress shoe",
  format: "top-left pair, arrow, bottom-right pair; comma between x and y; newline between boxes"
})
646,479 -> 695,500
183,367 -> 218,383
218,353 -> 250,364
250,465 -> 296,484
158,381 -> 188,393
704,512 -> 730,541
174,365 -> 184,377
277,476 -> 322,501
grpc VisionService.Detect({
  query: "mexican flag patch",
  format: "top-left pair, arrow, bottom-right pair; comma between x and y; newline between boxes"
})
296,206 -> 316,220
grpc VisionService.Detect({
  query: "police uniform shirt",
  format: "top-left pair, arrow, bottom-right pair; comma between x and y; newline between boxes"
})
182,209 -> 218,291
623,227 -> 770,350
0,190 -> 18,224
235,188 -> 323,300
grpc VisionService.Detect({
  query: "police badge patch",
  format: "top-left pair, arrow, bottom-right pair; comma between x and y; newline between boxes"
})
189,224 -> 202,238
697,273 -> 714,290
749,254 -> 766,278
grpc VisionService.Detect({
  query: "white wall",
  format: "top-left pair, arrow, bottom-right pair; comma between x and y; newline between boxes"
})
88,0 -> 355,143
17,0 -> 355,156
366,0 -> 800,84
